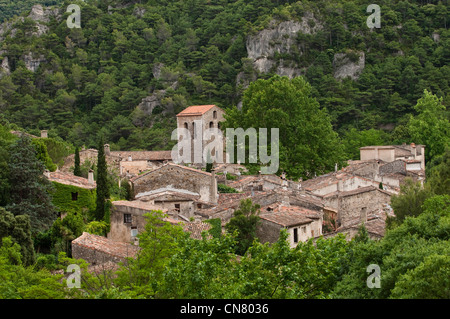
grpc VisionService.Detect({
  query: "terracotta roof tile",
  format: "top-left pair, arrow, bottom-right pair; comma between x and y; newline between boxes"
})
176,105 -> 217,116
260,210 -> 313,227
48,171 -> 96,190
72,232 -> 140,259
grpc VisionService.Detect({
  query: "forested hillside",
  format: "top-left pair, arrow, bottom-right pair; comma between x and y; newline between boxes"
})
0,0 -> 448,153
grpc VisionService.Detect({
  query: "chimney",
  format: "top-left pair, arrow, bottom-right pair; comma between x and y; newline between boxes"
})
40,130 -> 48,138
411,143 -> 416,157
88,169 -> 94,185
104,144 -> 110,156
210,168 -> 218,204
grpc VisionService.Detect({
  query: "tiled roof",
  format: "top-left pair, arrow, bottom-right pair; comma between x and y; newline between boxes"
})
111,150 -> 172,161
259,209 -> 313,227
47,171 -> 96,190
182,221 -> 212,240
130,162 -> 212,182
176,105 -> 217,116
72,232 -> 140,259
112,200 -> 168,212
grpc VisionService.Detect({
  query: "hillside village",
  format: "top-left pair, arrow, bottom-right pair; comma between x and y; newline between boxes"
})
32,104 -> 427,268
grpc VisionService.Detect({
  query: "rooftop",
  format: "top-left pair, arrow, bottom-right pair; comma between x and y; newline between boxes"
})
176,105 -> 218,117
112,150 -> 172,161
47,171 -> 96,190
72,232 -> 140,260
130,162 -> 212,183
259,209 -> 314,227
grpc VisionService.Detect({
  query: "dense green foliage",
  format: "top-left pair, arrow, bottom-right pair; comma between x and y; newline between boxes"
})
224,75 -> 346,179
0,207 -> 35,266
225,198 -> 261,255
50,181 -> 96,214
0,0 -> 447,157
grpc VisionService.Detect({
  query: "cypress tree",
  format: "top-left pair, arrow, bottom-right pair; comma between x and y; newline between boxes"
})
95,138 -> 109,221
73,147 -> 81,176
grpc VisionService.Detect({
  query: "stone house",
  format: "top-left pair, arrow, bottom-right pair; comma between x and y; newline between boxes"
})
322,185 -> 391,228
360,143 -> 425,170
72,232 -> 140,266
109,200 -> 212,243
256,205 -> 323,248
45,169 -> 96,217
130,162 -> 219,205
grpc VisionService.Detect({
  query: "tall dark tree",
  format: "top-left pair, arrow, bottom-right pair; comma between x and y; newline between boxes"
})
94,138 -> 109,221
5,135 -> 55,235
73,146 -> 81,177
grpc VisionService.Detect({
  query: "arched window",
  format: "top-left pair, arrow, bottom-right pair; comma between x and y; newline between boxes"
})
209,121 -> 214,129
184,122 -> 188,129
213,110 -> 217,119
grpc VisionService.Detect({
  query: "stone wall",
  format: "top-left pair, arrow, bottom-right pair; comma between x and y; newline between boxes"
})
338,188 -> 391,227
256,219 -> 283,245
379,160 -> 406,175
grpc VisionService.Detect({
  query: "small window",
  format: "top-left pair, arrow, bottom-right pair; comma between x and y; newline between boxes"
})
71,192 -> 78,201
293,228 -> 298,243
197,203 -> 202,209
131,226 -> 138,237
184,122 -> 188,129
209,121 -> 214,129
124,214 -> 132,223
174,203 -> 180,212
302,226 -> 306,233
213,110 -> 217,119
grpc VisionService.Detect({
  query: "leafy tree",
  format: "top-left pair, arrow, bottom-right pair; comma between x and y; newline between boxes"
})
407,90 -> 450,163
114,210 -> 185,298
5,135 -> 56,235
225,198 -> 261,255
224,75 -> 345,180
32,139 -> 57,172
388,178 -> 432,227
0,207 -> 35,266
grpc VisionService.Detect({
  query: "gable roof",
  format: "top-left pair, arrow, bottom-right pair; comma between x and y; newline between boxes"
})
130,162 -> 212,183
111,150 -> 172,161
72,232 -> 140,259
47,171 -> 96,190
259,209 -> 314,227
176,105 -> 218,117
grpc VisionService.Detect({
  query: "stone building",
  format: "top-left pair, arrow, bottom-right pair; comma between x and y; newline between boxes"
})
44,169 -> 96,217
72,232 -> 140,266
360,143 -> 425,170
256,205 -> 323,248
130,162 -> 219,205
60,144 -> 172,178
109,200 -> 212,243
175,104 -> 225,165
322,185 -> 391,228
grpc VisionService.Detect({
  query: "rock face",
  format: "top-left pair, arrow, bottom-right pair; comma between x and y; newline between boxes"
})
23,52 -> 47,72
0,56 -> 10,78
333,51 -> 365,81
246,13 -> 323,77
